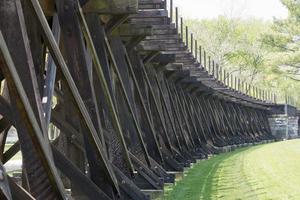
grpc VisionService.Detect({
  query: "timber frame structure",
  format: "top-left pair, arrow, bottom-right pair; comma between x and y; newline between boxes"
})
0,0 -> 280,199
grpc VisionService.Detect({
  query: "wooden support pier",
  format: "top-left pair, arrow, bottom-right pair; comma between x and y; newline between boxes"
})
0,0 -> 289,199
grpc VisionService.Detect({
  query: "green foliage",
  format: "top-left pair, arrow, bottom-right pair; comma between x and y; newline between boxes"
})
261,0 -> 300,104
185,2 -> 300,106
186,17 -> 271,84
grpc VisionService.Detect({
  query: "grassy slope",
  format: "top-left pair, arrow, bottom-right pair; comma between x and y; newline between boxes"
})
163,139 -> 300,200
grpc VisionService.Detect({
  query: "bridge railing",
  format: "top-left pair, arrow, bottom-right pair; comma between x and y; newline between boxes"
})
165,0 -> 282,105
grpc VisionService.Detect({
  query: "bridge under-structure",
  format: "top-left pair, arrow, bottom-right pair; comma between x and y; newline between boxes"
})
0,0 -> 292,199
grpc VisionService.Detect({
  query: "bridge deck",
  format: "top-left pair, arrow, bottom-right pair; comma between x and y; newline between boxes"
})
0,0 -> 286,199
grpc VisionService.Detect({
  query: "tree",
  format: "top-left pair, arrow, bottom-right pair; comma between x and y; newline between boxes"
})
186,17 -> 273,91
184,4 -> 300,106
261,0 -> 300,104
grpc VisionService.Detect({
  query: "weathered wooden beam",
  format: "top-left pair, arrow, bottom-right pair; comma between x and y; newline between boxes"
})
150,53 -> 176,64
3,141 -> 20,164
29,0 -> 121,194
0,30 -> 66,199
8,176 -> 35,200
83,0 -> 138,14
38,0 -> 138,16
42,13 -> 60,127
77,2 -> 135,176
106,14 -> 129,34
52,146 -> 112,200
112,24 -> 153,36
137,43 -> 166,51
130,10 -> 168,18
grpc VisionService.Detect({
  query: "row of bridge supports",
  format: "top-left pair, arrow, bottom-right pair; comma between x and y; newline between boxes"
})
0,0 -> 276,199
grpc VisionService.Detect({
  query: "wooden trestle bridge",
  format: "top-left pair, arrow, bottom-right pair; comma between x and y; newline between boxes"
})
0,0 -> 286,199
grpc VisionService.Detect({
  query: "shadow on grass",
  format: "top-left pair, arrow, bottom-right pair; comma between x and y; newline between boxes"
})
162,145 -> 265,200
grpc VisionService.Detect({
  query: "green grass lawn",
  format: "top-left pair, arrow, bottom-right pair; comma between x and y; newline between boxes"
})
163,139 -> 300,200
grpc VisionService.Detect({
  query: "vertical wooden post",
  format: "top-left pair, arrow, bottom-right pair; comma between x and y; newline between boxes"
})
212,60 -> 215,77
186,26 -> 188,48
248,84 -> 250,95
285,94 -> 287,104
195,40 -> 198,60
219,67 -> 222,82
180,17 -> 183,40
226,72 -> 230,86
216,64 -> 219,80
204,50 -> 206,69
260,89 -> 262,100
170,0 -> 173,22
199,46 -> 202,65
234,76 -> 237,90
191,33 -> 193,55
270,92 -> 272,102
242,81 -> 244,93
249,85 -> 251,96
208,56 -> 211,74
175,7 -> 178,33
247,83 -> 250,95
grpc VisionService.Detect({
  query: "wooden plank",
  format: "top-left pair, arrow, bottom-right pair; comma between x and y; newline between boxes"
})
83,0 -> 138,14
112,24 -> 153,36
151,53 -> 176,64
130,10 -> 168,18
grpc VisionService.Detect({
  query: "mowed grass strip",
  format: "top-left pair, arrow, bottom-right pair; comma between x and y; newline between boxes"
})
163,139 -> 300,200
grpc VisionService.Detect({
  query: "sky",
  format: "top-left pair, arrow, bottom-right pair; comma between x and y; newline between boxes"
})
174,0 -> 288,20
